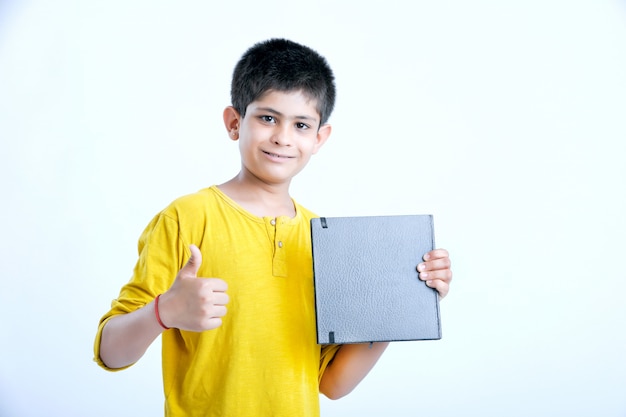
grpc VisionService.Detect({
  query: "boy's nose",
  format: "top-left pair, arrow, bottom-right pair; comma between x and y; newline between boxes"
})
271,129 -> 292,146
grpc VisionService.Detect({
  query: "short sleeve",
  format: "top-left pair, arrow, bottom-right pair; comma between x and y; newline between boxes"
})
93,211 -> 188,371
318,344 -> 341,384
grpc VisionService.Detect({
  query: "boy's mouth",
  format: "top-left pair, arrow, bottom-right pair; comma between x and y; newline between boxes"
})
263,150 -> 294,159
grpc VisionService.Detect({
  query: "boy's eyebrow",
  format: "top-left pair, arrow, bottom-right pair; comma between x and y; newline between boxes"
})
254,106 -> 318,122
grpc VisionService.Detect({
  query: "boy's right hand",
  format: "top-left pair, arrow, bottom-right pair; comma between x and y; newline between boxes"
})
158,244 -> 229,332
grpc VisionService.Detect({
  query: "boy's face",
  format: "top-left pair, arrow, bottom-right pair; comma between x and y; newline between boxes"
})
224,90 -> 331,187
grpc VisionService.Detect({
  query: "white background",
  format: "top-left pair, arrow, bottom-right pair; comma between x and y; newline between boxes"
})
1,1 -> 625,416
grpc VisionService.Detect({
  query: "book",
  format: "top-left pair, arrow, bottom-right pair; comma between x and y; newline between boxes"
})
311,215 -> 441,344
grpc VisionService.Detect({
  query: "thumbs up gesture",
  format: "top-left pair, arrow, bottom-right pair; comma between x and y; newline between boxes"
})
157,245 -> 229,332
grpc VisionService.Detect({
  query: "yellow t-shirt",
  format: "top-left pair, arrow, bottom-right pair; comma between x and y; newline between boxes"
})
94,186 -> 340,417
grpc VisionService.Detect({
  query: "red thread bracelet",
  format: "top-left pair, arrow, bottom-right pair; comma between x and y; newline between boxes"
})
154,294 -> 170,330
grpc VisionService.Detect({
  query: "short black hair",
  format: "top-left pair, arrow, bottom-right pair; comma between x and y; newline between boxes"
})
230,38 -> 336,126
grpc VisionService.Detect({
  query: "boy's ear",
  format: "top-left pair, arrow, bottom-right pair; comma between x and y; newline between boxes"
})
223,106 -> 241,140
312,123 -> 332,154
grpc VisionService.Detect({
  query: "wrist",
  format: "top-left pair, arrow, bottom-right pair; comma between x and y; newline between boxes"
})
154,294 -> 170,330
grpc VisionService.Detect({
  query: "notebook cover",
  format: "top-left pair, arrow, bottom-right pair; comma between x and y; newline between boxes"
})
311,215 -> 441,344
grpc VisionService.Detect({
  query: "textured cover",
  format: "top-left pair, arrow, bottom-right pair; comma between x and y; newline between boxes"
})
311,215 -> 441,344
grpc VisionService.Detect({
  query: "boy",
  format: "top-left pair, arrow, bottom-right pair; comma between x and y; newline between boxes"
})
94,38 -> 452,417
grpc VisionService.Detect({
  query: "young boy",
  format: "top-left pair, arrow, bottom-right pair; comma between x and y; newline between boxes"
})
94,38 -> 452,417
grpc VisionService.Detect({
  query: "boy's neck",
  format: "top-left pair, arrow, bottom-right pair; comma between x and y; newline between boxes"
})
218,175 -> 296,218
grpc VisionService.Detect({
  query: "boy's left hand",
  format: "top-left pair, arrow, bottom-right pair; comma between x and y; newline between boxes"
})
417,249 -> 452,299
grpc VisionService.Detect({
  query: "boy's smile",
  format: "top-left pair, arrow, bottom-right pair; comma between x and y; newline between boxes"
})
262,150 -> 295,159
223,90 -> 331,188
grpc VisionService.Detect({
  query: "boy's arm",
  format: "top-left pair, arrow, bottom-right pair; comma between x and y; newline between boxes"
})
99,245 -> 229,369
319,341 -> 390,399
99,299 -> 167,369
319,248 -> 452,399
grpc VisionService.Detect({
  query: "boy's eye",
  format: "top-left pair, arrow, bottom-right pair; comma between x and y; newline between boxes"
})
295,122 -> 309,130
260,115 -> 275,123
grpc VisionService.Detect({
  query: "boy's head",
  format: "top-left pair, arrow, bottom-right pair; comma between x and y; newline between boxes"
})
230,38 -> 336,127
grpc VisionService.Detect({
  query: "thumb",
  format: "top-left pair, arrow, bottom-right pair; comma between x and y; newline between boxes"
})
180,244 -> 202,278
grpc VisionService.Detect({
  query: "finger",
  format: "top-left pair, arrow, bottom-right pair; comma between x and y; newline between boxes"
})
202,317 -> 224,330
180,244 -> 203,278
210,292 -> 230,306
204,278 -> 228,293
199,304 -> 228,330
209,305 -> 228,318
419,268 -> 453,283
423,248 -> 449,262
419,257 -> 451,273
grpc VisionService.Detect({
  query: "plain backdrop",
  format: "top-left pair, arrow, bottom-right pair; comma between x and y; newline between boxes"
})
1,1 -> 625,416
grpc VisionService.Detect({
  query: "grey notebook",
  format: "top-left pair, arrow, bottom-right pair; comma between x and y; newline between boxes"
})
311,215 -> 441,344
